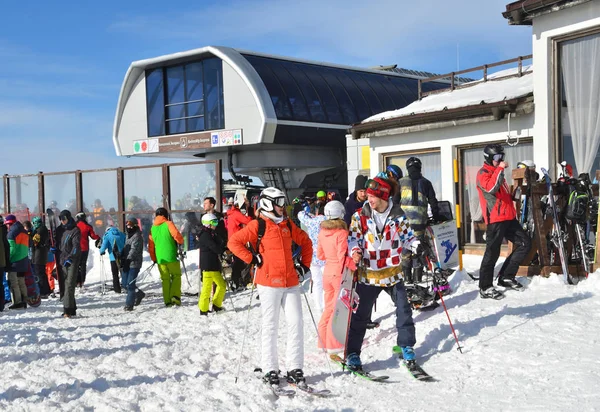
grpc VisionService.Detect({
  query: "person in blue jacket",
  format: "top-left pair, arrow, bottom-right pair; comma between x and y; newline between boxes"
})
99,226 -> 126,293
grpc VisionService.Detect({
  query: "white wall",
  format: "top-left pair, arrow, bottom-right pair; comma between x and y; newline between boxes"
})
346,135 -> 372,194
532,1 -> 600,175
364,113 -> 534,203
118,74 -> 149,156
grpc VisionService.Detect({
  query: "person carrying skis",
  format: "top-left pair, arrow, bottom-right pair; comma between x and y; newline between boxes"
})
121,217 -> 144,311
149,207 -> 184,307
398,157 -> 440,284
57,210 -> 81,318
99,226 -> 126,293
476,144 -> 531,299
31,216 -> 52,298
317,200 -> 356,353
228,187 -> 313,386
347,177 -> 420,369
197,213 -> 227,316
75,212 -> 100,289
5,215 -> 30,309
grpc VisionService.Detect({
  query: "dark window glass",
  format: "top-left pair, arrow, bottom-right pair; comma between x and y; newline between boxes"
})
335,70 -> 371,121
244,55 -> 293,119
301,65 -> 344,124
204,58 -> 224,131
378,77 -> 409,107
360,73 -> 396,111
346,71 -> 383,115
166,66 -> 185,104
317,67 -> 358,124
146,69 -> 165,137
394,77 -> 419,102
262,59 -> 311,121
389,77 -> 416,106
282,62 -> 327,122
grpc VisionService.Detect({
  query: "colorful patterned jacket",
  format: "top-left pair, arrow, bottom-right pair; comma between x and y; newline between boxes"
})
348,202 -> 416,287
297,211 -> 326,267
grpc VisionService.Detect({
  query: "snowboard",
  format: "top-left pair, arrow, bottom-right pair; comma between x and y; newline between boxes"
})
25,264 -> 41,307
331,267 -> 359,346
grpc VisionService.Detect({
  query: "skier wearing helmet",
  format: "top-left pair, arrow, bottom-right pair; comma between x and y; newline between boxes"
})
228,187 -> 313,387
197,213 -> 227,315
477,144 -> 530,300
316,200 -> 356,352
398,157 -> 440,284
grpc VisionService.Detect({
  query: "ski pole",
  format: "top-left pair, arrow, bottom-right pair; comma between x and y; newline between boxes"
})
299,281 -> 335,379
178,247 -> 192,289
433,270 -> 463,354
235,280 -> 256,384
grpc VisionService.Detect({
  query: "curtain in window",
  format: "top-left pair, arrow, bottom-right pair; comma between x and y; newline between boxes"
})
561,33 -> 600,175
388,151 -> 441,197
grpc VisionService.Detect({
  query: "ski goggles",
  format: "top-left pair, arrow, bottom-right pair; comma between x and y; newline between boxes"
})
204,219 -> 219,227
493,153 -> 505,162
365,178 -> 391,201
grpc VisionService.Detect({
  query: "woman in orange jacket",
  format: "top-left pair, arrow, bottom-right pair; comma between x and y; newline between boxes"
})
228,187 -> 313,387
316,201 -> 356,353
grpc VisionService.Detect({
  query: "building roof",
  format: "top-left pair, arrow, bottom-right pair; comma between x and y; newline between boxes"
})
351,65 -> 533,139
503,0 -> 592,25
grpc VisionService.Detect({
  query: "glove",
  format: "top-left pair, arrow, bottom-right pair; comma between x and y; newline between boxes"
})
95,238 -> 102,248
64,259 -> 72,268
32,234 -> 41,245
295,263 -> 310,280
409,240 -> 423,255
251,253 -> 263,268
50,247 -> 57,254
100,251 -> 105,256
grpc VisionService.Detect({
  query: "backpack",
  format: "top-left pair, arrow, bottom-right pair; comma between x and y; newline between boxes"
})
566,186 -> 589,222
253,218 -> 293,254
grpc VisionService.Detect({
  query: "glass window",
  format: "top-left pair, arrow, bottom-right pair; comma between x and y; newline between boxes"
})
146,69 -> 165,137
9,175 -> 39,220
186,62 -> 205,132
378,77 -> 409,108
301,65 -> 344,124
204,58 -> 224,131
318,67 -> 358,124
360,73 -> 396,112
169,163 -> 218,212
166,66 -> 185,104
82,170 -> 118,233
282,61 -> 327,122
44,174 -> 77,216
263,60 -> 311,121
244,55 -> 293,119
386,151 -> 442,199
461,142 -> 533,245
124,168 -> 163,213
335,70 -> 371,121
346,71 -> 384,115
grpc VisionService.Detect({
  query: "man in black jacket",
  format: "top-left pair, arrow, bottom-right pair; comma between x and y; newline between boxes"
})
344,175 -> 368,226
203,197 -> 227,242
57,210 -> 81,318
31,216 -> 52,298
196,213 -> 227,315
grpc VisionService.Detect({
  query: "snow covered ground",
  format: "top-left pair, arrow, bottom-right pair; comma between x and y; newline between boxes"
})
2,250 -> 600,411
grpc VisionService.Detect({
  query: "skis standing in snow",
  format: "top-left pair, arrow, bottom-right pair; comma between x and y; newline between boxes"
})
228,187 -> 313,387
476,144 -> 531,299
346,177 -> 420,372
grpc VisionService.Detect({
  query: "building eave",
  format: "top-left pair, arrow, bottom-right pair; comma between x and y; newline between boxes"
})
503,0 -> 592,25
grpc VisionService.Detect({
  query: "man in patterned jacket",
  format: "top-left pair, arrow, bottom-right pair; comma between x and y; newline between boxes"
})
346,177 -> 421,371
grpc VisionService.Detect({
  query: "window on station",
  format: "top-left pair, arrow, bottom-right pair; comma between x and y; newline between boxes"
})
145,58 -> 224,137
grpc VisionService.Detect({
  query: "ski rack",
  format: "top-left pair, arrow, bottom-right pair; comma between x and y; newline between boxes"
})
511,167 -> 599,277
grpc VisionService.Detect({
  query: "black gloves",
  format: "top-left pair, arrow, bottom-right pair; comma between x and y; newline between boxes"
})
295,263 -> 310,280
95,238 -> 102,248
251,253 -> 263,268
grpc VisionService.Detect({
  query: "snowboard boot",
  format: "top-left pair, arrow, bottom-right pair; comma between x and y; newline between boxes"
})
497,277 -> 524,291
212,305 -> 225,313
401,346 -> 416,361
134,290 -> 146,306
263,370 -> 280,385
403,266 -> 414,284
345,353 -> 362,372
479,287 -> 505,300
286,369 -> 306,384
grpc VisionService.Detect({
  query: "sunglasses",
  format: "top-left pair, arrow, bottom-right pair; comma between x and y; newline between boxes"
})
366,179 -> 390,193
493,154 -> 505,162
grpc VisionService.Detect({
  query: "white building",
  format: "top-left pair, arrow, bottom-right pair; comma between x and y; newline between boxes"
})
348,0 -> 600,251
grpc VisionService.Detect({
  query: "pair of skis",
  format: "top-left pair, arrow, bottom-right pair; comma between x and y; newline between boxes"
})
254,369 -> 332,398
330,351 -> 434,382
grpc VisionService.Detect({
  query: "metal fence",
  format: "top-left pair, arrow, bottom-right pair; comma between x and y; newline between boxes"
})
1,160 -> 221,249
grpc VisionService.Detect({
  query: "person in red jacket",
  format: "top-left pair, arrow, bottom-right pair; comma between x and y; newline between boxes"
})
75,212 -> 100,289
476,144 -> 531,300
226,199 -> 252,290
228,187 -> 313,387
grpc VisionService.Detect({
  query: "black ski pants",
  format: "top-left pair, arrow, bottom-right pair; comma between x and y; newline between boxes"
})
77,251 -> 89,285
479,219 -> 531,290
111,260 -> 122,293
231,256 -> 247,288
347,282 -> 416,357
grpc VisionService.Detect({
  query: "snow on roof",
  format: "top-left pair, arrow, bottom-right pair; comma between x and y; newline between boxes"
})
362,65 -> 533,124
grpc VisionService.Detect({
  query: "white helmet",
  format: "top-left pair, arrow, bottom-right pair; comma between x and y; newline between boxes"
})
259,187 -> 286,217
201,213 -> 218,227
324,200 -> 345,220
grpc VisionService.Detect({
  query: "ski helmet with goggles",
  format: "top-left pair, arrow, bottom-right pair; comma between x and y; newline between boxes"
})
483,144 -> 505,165
259,187 -> 286,216
75,212 -> 86,222
386,164 -> 403,180
406,157 -> 422,172
324,200 -> 345,220
517,160 -> 535,169
201,213 -> 219,228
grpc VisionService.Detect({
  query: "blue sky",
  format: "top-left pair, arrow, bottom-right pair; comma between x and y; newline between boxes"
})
0,0 -> 532,175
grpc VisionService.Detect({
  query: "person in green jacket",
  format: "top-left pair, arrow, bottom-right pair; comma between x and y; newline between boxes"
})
148,208 -> 184,307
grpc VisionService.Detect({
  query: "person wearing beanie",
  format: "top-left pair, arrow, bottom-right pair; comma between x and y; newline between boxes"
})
57,210 -> 81,317
344,175 -> 368,225
121,218 -> 144,311
398,157 -> 440,284
31,216 -> 52,298
346,177 -> 420,371
5,215 -> 30,309
196,213 -> 227,315
149,207 -> 184,307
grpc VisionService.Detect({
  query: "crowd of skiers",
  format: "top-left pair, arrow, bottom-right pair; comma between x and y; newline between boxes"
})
0,144 -> 528,385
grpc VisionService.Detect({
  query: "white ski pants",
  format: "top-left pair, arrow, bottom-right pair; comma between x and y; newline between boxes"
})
310,264 -> 324,318
257,284 -> 304,373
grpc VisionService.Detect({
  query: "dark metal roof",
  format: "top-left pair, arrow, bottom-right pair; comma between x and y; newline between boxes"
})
377,67 -> 476,83
503,0 -> 590,25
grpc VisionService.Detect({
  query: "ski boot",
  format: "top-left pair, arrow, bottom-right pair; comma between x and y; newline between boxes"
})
212,305 -> 225,313
401,346 -> 416,361
263,370 -> 280,385
345,353 -> 362,372
479,287 -> 504,300
286,369 -> 306,384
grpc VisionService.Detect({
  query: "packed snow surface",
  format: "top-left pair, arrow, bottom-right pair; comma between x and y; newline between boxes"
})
1,250 -> 600,411
363,65 -> 533,124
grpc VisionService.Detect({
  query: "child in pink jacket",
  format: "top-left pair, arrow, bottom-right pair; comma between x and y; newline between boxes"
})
316,201 -> 356,352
